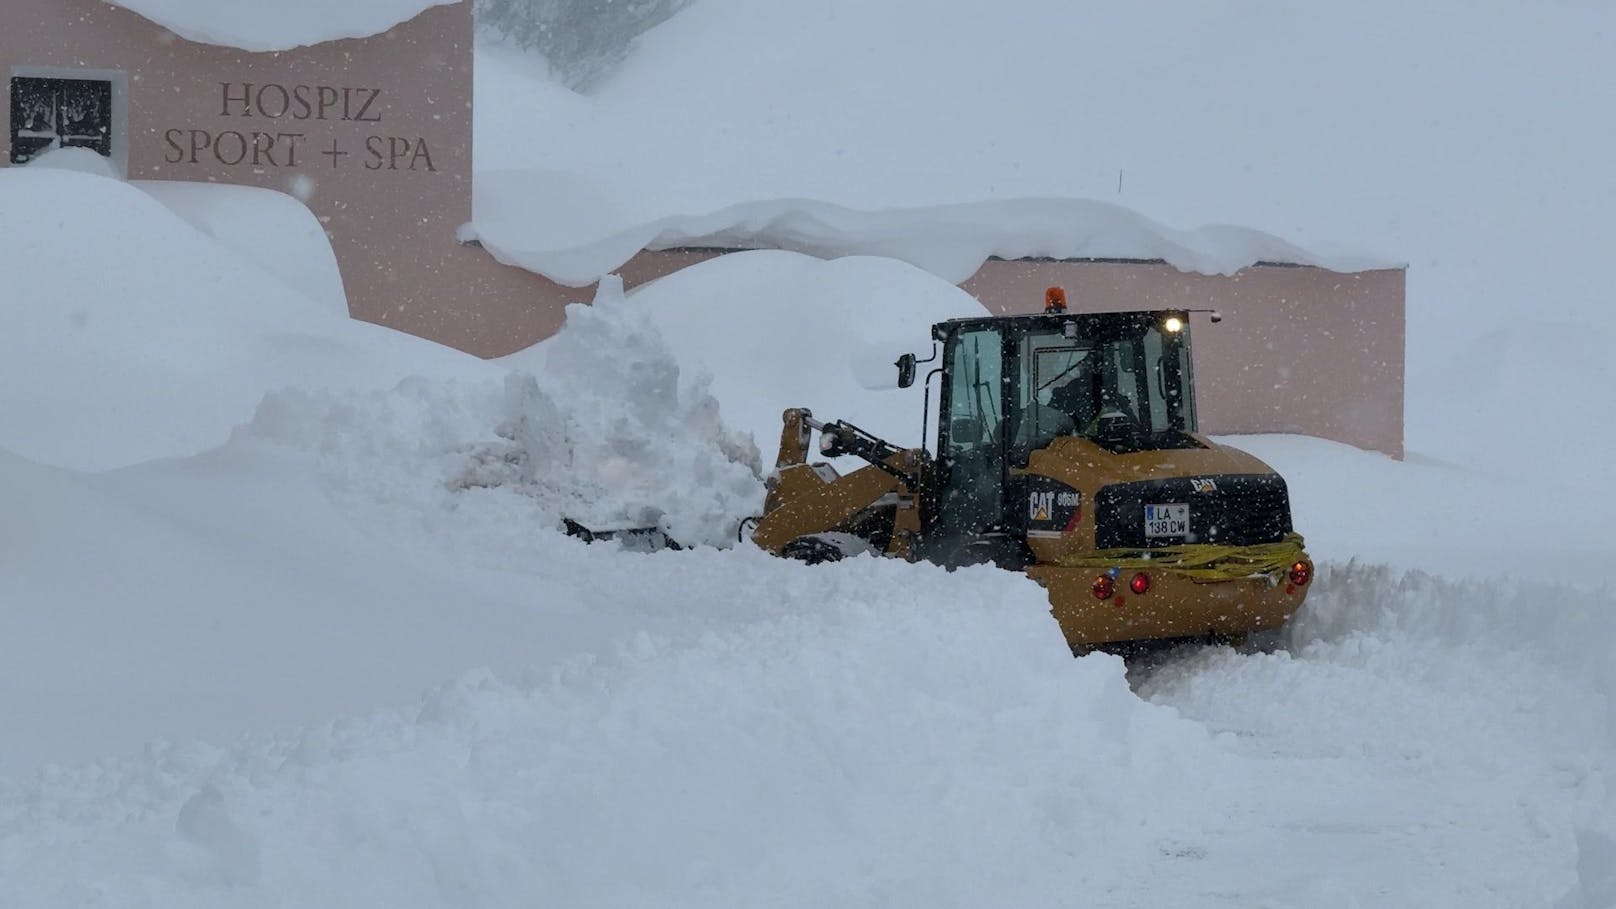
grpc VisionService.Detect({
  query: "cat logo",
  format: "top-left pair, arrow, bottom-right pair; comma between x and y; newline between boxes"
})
1029,490 -> 1055,523
1190,478 -> 1219,494
1028,488 -> 1080,525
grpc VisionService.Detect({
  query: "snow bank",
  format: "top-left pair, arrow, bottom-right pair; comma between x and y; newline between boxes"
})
7,549 -> 1609,906
1411,321 -> 1616,491
25,149 -> 348,314
0,436 -> 629,774
1218,434 -> 1616,586
104,0 -> 458,51
0,555 -> 1229,907
472,177 -> 1388,287
0,167 -> 487,470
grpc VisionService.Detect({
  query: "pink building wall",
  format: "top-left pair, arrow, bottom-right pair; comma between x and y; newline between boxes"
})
960,259 -> 1406,457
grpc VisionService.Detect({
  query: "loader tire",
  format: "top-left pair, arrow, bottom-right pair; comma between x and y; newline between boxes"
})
781,536 -> 847,565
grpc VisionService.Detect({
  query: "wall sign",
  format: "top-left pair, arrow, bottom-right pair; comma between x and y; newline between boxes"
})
160,81 -> 437,172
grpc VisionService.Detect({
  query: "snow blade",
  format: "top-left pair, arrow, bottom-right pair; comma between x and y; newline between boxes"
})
562,517 -> 685,552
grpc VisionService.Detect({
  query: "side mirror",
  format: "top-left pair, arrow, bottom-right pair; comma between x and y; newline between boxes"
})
895,353 -> 918,389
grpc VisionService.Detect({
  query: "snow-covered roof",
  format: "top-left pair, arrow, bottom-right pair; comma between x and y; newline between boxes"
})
103,0 -> 460,52
469,175 -> 1397,288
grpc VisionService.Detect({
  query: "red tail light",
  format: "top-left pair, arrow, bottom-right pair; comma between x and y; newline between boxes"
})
1288,560 -> 1312,587
1091,575 -> 1115,600
1129,572 -> 1151,595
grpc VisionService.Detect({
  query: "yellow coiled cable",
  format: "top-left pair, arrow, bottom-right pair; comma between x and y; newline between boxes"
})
1058,533 -> 1308,582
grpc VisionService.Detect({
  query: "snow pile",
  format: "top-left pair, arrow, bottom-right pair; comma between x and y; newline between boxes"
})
137,180 -> 348,316
247,277 -> 763,548
21,145 -> 122,179
0,557 -> 1231,907
472,178 -> 1388,288
504,251 -> 989,460
0,166 -> 488,471
103,0 -> 458,51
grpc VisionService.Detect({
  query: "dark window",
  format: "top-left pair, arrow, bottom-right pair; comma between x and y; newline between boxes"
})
1010,318 -> 1198,462
10,76 -> 113,164
936,325 -> 1007,535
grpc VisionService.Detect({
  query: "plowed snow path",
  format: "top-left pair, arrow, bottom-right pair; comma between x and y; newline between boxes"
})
1133,565 -> 1614,906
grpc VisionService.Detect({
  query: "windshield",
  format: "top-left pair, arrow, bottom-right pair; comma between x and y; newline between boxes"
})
1009,318 -> 1195,461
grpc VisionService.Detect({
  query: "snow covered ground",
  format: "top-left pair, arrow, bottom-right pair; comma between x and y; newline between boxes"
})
3,4 -> 1615,906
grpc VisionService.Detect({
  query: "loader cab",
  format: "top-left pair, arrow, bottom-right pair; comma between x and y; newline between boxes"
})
926,309 -> 1201,555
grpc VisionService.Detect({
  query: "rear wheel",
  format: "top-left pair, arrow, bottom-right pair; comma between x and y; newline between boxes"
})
917,532 -> 1030,571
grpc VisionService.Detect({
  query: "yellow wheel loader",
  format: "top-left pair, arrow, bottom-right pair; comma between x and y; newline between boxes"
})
748,288 -> 1313,650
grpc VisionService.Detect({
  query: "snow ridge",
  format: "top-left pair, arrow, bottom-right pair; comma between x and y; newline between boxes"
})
103,0 -> 459,51
471,184 -> 1397,288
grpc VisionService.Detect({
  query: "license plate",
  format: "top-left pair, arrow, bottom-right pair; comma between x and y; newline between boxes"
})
1144,503 -> 1189,538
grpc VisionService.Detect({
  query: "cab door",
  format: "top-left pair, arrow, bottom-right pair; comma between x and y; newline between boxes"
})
932,325 -> 1007,541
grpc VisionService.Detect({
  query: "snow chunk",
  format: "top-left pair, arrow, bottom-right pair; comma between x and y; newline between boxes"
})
471,174 -> 1395,287
103,0 -> 459,51
462,277 -> 764,545
246,277 -> 763,548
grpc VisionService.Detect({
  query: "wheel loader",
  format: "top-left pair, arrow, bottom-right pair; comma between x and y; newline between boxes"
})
748,287 -> 1312,649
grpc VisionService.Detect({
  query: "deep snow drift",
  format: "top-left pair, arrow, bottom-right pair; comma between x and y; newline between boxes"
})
0,166 -> 487,470
2,168 -> 1613,907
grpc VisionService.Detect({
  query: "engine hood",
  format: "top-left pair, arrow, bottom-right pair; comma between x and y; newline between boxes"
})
1023,434 -> 1279,489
